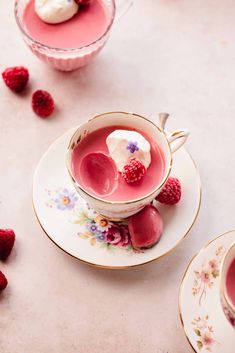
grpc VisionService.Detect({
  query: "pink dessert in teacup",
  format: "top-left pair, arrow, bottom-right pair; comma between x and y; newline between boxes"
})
67,111 -> 189,220
15,0 -> 132,71
220,243 -> 235,328
71,125 -> 165,201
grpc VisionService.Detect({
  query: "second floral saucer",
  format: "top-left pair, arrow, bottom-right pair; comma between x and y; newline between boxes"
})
179,230 -> 235,353
33,127 -> 201,268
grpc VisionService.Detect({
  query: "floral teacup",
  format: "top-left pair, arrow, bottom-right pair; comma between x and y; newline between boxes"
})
220,243 -> 235,328
67,111 -> 189,220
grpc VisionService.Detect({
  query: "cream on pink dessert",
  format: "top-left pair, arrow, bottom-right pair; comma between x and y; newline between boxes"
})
23,0 -> 109,49
71,126 -> 165,202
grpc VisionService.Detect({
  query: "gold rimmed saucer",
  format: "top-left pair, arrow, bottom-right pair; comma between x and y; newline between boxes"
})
179,230 -> 235,352
33,127 -> 201,269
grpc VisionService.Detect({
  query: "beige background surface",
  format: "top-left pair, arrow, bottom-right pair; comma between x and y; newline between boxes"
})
0,1 -> 235,352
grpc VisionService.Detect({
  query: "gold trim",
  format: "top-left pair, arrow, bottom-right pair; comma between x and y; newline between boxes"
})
66,111 -> 173,206
99,214 -> 127,222
33,145 -> 202,269
170,130 -> 185,137
178,229 -> 235,352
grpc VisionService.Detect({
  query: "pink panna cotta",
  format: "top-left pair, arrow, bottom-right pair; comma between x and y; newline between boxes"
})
128,205 -> 163,249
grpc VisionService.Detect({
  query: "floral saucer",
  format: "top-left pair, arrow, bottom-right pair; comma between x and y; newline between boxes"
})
33,127 -> 201,268
179,230 -> 235,352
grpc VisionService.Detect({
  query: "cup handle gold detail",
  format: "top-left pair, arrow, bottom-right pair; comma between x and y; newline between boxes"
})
167,129 -> 190,153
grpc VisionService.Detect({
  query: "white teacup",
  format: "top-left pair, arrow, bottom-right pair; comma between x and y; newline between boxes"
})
220,243 -> 235,328
67,111 -> 189,220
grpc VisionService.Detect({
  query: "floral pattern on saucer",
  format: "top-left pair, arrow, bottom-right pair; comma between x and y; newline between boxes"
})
192,246 -> 226,305
45,187 -> 134,252
45,188 -> 78,210
192,315 -> 217,351
179,231 -> 235,353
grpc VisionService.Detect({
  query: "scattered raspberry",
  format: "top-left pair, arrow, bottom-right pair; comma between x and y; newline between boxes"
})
0,229 -> 16,260
32,90 -> 55,118
156,177 -> 181,205
2,66 -> 29,93
0,272 -> 8,291
122,157 -> 146,184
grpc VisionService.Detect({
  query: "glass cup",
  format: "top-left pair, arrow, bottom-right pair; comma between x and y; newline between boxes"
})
66,112 -> 189,220
14,0 -> 132,71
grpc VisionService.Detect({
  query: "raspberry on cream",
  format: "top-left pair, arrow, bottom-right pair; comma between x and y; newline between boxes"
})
35,0 -> 79,24
106,130 -> 151,172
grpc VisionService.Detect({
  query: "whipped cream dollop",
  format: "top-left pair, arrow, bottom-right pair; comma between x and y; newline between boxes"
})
106,130 -> 151,172
35,0 -> 79,24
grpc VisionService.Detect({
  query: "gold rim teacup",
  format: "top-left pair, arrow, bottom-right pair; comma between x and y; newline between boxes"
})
66,111 -> 189,220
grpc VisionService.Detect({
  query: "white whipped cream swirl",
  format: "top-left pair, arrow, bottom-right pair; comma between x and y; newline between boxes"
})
35,0 -> 79,24
106,130 -> 151,172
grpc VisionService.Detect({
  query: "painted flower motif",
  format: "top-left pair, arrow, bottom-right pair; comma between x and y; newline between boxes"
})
96,233 -> 106,242
86,221 -> 108,243
45,187 -> 134,252
192,316 -> 217,352
201,331 -> 214,347
106,225 -> 131,247
192,246 -> 226,305
86,221 -> 99,234
54,188 -> 78,210
200,269 -> 211,284
95,215 -> 111,232
126,141 -> 139,153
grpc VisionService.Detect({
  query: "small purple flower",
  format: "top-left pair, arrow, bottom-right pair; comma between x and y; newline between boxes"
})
87,222 -> 98,233
54,188 -> 78,211
126,141 -> 139,154
96,233 -> 106,242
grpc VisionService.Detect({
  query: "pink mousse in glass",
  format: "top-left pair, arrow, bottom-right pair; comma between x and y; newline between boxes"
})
15,0 -> 115,70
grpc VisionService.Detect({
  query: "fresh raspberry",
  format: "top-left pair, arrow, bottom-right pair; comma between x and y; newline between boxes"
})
122,157 -> 146,184
2,66 -> 29,93
0,272 -> 8,291
32,90 -> 55,118
0,229 -> 16,260
156,177 -> 181,205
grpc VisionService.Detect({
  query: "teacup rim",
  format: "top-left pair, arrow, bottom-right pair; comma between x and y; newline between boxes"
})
66,110 -> 173,205
14,0 -> 116,52
220,242 -> 235,315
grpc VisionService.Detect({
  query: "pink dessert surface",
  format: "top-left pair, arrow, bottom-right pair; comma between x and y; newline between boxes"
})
226,258 -> 235,307
71,126 -> 165,202
23,0 -> 109,49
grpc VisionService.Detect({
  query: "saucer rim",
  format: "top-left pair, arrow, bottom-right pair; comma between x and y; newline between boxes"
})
32,130 -> 202,269
178,229 -> 235,352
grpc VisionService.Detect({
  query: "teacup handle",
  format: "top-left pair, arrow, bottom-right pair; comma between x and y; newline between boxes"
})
167,129 -> 190,153
158,112 -> 190,153
115,0 -> 133,21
